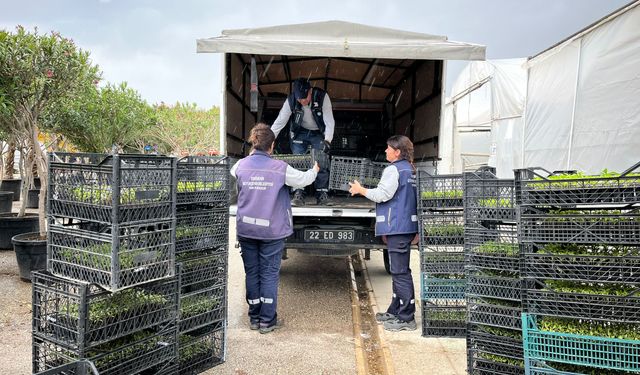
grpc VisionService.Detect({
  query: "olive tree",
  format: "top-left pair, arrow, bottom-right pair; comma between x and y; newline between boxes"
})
44,82 -> 157,153
0,26 -> 100,234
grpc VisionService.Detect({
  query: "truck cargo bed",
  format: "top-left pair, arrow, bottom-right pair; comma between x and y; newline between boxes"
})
230,195 -> 376,217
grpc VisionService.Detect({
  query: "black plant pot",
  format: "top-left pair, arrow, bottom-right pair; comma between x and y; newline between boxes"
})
0,213 -> 39,250
0,191 -> 13,213
0,179 -> 22,201
27,189 -> 40,209
12,232 -> 47,282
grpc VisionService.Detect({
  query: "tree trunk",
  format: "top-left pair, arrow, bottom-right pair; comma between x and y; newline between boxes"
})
3,141 -> 15,180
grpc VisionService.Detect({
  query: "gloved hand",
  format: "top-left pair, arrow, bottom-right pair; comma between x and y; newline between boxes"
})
321,140 -> 331,154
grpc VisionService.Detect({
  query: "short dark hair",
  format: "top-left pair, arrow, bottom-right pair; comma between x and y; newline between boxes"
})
387,135 -> 414,165
248,123 -> 275,152
293,78 -> 311,100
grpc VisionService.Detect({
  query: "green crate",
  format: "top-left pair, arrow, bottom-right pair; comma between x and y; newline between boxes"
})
522,314 -> 640,373
421,275 -> 466,300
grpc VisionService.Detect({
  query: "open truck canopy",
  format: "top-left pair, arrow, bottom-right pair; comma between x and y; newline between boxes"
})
197,21 -> 486,162
196,21 -> 486,252
197,20 -> 485,60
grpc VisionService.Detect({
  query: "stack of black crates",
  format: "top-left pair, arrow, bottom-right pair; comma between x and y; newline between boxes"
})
464,167 -> 524,374
34,153 -> 179,375
417,171 -> 466,337
517,164 -> 640,374
173,156 -> 230,374
33,153 -> 230,375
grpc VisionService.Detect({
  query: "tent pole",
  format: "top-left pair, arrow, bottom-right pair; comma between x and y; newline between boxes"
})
566,38 -> 583,170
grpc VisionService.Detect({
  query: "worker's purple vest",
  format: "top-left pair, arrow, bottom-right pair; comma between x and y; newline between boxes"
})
375,159 -> 418,236
235,151 -> 293,240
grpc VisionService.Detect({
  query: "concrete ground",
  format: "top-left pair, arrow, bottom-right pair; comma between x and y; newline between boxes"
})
0,208 -> 466,374
365,250 -> 467,375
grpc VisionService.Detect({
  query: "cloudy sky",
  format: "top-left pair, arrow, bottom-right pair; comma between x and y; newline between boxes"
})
1,0 -> 631,108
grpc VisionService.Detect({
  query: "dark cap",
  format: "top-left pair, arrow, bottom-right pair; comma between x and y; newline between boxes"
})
293,78 -> 311,100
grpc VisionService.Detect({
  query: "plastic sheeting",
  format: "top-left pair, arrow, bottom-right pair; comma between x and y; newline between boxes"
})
197,21 -> 486,60
523,1 -> 640,174
439,59 -> 527,177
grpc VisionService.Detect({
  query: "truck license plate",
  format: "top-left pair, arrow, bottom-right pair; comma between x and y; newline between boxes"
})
304,229 -> 354,242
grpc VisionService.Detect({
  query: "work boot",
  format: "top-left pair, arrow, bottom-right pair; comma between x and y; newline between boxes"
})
259,319 -> 284,334
383,318 -> 417,332
375,312 -> 397,323
291,190 -> 305,207
316,192 -> 334,206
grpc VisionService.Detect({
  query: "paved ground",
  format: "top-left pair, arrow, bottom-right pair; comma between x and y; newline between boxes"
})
206,219 -> 356,374
366,251 -> 467,375
0,209 -> 466,374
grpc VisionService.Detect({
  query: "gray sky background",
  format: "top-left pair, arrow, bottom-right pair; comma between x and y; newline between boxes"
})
0,0 -> 631,108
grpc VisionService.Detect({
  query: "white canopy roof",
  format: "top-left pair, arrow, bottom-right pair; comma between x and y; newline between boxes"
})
197,20 -> 486,60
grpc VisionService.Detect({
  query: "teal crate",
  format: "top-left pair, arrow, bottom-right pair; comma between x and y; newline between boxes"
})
522,314 -> 640,373
421,275 -> 466,300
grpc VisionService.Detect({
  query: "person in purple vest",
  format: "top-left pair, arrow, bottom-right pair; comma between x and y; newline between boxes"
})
348,135 -> 419,331
231,123 -> 319,334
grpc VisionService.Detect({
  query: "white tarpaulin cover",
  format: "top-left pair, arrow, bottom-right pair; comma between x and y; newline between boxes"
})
523,1 -> 640,174
197,20 -> 485,60
439,59 -> 527,177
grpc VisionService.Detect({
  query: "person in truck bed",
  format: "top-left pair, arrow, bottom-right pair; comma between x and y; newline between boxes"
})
231,123 -> 319,333
270,77 -> 335,206
348,135 -> 419,331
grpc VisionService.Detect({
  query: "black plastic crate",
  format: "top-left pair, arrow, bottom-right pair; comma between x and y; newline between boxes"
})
421,251 -> 465,274
176,208 -> 229,254
467,298 -> 522,330
33,325 -> 177,375
515,163 -> 640,207
33,360 -> 99,375
329,156 -> 381,191
467,329 -> 524,363
422,301 -> 467,337
465,224 -> 519,273
177,252 -> 228,292
522,244 -> 640,284
32,271 -> 177,350
48,153 -> 176,224
178,325 -> 225,375
464,169 -> 517,222
176,156 -> 229,206
524,288 -> 640,323
420,212 -> 465,246
468,354 -> 524,375
271,153 -> 314,170
418,171 -> 464,209
519,207 -> 640,245
178,284 -> 226,333
466,274 -> 522,302
48,220 -> 175,291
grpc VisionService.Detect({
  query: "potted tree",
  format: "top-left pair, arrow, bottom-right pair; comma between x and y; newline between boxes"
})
0,128 -> 15,212
0,27 -> 100,279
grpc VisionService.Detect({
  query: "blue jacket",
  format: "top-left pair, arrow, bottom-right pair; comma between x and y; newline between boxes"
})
375,159 -> 418,236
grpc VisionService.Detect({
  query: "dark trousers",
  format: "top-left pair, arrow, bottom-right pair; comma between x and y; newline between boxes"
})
238,236 -> 285,327
385,233 -> 416,322
290,130 -> 329,194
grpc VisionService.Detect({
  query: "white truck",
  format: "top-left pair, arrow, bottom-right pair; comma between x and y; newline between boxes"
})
197,21 -> 485,267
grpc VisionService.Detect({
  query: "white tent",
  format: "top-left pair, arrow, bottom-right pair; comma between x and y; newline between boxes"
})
522,0 -> 640,174
439,59 -> 527,177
